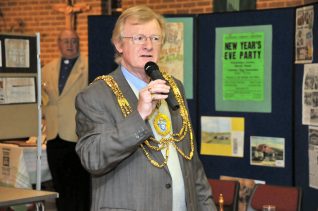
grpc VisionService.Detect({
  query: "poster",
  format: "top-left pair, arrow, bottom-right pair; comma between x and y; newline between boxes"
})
159,22 -> 184,84
222,32 -> 264,101
250,136 -> 285,168
200,116 -> 244,157
295,5 -> 314,64
215,25 -> 272,112
0,34 -> 37,73
5,38 -> 30,68
158,17 -> 194,99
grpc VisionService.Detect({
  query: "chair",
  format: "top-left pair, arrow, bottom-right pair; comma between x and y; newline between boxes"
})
246,184 -> 302,211
208,179 -> 240,211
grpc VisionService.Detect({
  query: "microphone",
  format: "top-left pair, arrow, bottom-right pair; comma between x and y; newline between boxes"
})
145,61 -> 180,110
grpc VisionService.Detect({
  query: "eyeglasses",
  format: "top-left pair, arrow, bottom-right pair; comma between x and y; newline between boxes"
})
59,38 -> 79,45
121,34 -> 162,45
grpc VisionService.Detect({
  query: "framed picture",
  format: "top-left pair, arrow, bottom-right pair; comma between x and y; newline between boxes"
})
250,136 -> 285,168
0,34 -> 37,73
213,0 -> 256,12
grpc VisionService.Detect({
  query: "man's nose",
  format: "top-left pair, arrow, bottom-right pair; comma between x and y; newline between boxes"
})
143,37 -> 153,49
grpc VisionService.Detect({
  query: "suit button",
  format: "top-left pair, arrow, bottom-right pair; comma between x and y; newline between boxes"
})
165,183 -> 171,189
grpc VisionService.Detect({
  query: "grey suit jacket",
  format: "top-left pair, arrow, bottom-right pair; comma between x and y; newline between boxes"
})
75,68 -> 216,211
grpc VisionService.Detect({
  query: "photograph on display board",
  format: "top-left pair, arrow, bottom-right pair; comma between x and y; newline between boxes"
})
250,136 -> 285,168
200,116 -> 244,157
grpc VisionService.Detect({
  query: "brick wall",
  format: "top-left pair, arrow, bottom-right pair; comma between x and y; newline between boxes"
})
0,0 -> 101,65
0,0 -> 312,65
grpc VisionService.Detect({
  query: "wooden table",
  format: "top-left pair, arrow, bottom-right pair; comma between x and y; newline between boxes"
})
0,186 -> 58,210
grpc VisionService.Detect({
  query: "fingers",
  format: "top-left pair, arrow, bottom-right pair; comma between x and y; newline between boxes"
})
147,79 -> 170,100
137,80 -> 170,120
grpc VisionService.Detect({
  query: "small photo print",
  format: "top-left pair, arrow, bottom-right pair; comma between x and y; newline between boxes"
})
250,136 -> 285,167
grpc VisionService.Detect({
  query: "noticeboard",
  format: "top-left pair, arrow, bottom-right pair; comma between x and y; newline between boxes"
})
0,33 -> 38,140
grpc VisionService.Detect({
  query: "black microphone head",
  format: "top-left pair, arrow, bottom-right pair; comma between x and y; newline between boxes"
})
144,61 -> 159,76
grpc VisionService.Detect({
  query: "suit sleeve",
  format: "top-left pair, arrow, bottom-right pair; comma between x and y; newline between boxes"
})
75,81 -> 153,176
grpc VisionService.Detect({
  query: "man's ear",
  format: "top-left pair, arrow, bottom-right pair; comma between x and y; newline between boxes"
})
113,40 -> 123,54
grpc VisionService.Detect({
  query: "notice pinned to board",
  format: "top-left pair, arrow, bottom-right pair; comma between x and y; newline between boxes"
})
295,5 -> 314,64
222,32 -> 264,101
215,25 -> 272,113
0,77 -> 36,104
309,126 -> 318,190
4,38 -> 30,68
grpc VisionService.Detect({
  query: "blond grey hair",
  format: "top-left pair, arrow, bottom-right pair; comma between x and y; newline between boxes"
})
111,5 -> 166,64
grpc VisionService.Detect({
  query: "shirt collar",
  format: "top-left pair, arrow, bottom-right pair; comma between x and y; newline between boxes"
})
61,57 -> 78,66
121,66 -> 148,91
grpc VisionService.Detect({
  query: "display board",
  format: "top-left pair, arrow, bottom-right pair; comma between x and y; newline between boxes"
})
0,34 -> 38,139
294,4 -> 318,211
197,8 -> 295,184
88,6 -> 318,210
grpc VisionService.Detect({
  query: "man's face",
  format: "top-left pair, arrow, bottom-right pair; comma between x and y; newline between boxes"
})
58,31 -> 79,59
115,19 -> 162,74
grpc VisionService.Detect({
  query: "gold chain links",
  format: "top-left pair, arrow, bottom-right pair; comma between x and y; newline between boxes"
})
95,73 -> 194,168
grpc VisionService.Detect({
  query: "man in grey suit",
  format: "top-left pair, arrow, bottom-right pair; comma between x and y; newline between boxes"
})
75,5 -> 217,211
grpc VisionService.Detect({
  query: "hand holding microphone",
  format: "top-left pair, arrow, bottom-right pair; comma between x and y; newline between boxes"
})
144,61 -> 180,111
137,79 -> 169,120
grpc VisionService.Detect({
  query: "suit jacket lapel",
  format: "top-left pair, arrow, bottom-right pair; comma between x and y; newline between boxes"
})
111,68 -> 138,106
51,58 -> 61,97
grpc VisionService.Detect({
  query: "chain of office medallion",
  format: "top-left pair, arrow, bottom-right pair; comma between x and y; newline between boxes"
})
95,73 -> 194,168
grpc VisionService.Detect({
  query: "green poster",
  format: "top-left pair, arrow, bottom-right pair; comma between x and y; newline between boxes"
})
215,25 -> 272,113
222,32 -> 264,101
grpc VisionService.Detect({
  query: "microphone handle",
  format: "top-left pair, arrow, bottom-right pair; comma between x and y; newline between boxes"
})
166,91 -> 180,111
